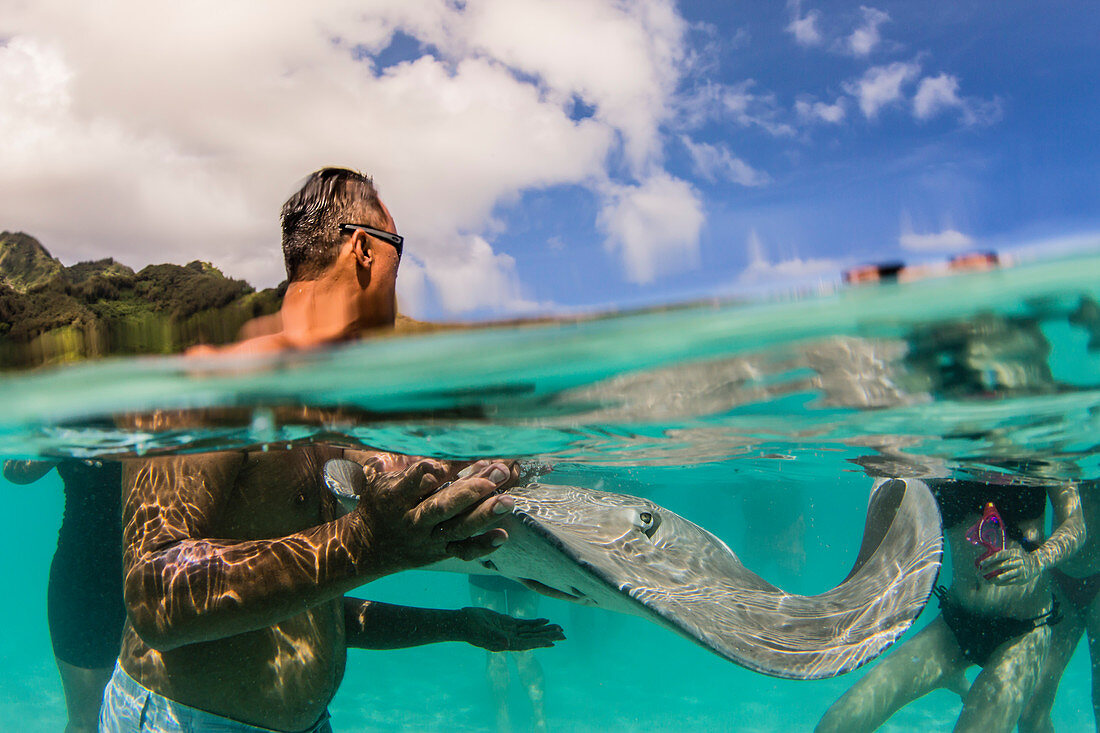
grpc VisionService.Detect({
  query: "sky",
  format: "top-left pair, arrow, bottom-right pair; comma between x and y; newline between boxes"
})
0,1 -> 1097,319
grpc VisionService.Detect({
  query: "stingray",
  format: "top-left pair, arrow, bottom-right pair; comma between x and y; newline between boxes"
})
324,460 -> 942,680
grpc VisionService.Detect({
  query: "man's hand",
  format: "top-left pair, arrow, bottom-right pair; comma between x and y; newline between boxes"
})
460,607 -> 566,652
351,458 -> 520,574
980,548 -> 1042,585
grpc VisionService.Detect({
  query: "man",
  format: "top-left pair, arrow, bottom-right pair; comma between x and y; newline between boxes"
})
189,167 -> 401,355
101,168 -> 564,732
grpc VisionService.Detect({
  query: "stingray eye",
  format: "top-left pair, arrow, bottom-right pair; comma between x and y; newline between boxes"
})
637,510 -> 660,538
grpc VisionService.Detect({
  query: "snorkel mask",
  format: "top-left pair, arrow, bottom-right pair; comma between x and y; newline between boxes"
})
965,502 -> 1005,580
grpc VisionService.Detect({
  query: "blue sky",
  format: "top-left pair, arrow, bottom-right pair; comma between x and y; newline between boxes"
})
1,1 -> 1097,319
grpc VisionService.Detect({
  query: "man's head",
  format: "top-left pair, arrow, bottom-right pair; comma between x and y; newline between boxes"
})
281,167 -> 401,326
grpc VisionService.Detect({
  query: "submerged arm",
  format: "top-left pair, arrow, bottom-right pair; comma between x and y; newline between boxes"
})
343,597 -> 564,651
122,453 -> 378,651
984,481 -> 1085,584
123,453 -> 516,652
1033,481 -> 1086,570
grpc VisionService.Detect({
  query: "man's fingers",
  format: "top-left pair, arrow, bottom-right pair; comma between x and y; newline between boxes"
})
456,460 -> 491,479
433,494 -> 514,542
471,612 -> 565,652
520,624 -> 565,641
389,459 -> 448,499
416,463 -> 511,525
416,478 -> 497,526
508,627 -> 564,649
358,456 -> 387,484
447,529 -> 508,561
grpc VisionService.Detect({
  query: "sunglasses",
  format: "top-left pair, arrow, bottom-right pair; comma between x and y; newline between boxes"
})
339,223 -> 403,258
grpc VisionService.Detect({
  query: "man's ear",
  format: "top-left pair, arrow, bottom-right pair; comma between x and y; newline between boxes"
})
351,232 -> 372,271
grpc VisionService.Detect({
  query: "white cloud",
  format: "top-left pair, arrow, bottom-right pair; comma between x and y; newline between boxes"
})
728,27 -> 752,50
795,96 -> 846,124
417,234 -> 539,313
786,6 -> 823,47
441,0 -> 688,174
846,6 -> 890,56
681,137 -> 770,187
913,74 -> 963,120
913,73 -> 1002,126
845,61 -> 920,118
598,174 -> 704,284
0,0 -> 693,316
737,229 -> 838,290
394,257 -> 429,317
722,80 -> 796,137
899,228 -> 975,252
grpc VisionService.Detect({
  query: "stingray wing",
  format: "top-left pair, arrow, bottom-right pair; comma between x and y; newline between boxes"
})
512,478 -> 942,680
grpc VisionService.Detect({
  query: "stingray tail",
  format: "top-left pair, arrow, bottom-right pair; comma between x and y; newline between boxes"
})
715,478 -> 943,679
623,477 -> 943,680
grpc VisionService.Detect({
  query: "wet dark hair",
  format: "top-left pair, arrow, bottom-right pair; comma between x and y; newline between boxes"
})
280,167 -> 387,282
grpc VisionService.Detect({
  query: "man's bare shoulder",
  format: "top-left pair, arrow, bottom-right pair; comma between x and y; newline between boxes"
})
123,451 -> 245,480
122,452 -> 247,525
238,312 -> 283,341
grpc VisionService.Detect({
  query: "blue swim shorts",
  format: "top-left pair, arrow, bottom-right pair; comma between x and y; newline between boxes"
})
99,662 -> 333,733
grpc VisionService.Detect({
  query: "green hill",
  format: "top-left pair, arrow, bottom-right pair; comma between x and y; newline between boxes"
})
0,233 -> 283,368
65,258 -> 136,284
0,232 -> 64,292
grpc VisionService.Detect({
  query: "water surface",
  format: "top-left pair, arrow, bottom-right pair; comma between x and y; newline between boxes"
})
2,253 -> 1098,730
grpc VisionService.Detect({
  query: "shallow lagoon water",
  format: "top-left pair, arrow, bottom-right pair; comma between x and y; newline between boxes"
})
1,253 -> 1099,730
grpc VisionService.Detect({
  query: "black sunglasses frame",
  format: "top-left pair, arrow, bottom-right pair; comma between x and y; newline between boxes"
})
339,223 -> 404,257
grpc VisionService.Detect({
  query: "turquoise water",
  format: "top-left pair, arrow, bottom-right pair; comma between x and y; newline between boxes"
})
1,253 -> 1099,730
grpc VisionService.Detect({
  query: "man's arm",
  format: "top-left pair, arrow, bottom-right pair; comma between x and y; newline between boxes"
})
123,452 -> 517,652
186,332 -> 292,357
343,598 -> 564,651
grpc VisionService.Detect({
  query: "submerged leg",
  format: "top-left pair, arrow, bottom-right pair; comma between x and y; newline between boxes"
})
1017,599 -> 1083,733
56,660 -> 113,733
1087,600 -> 1100,731
508,586 -> 548,732
471,580 -> 513,733
955,623 -> 1050,733
816,617 -> 967,733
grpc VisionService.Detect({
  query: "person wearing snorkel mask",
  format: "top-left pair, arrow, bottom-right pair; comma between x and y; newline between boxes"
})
817,474 -> 1083,733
